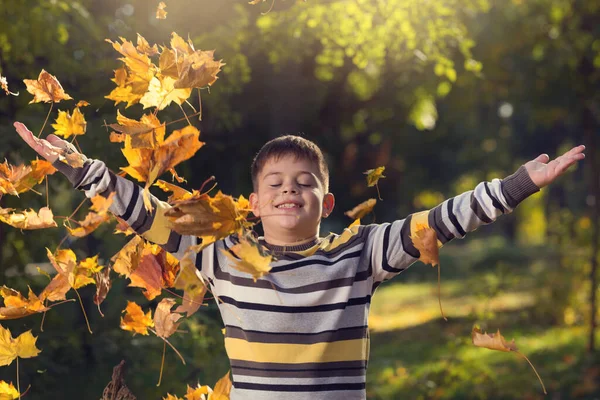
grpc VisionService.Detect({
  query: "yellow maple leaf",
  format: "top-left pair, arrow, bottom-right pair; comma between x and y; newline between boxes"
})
109,110 -> 165,149
185,384 -> 211,400
0,159 -> 56,196
46,249 -> 103,293
0,286 -> 49,320
221,237 -> 273,281
163,395 -> 183,400
209,371 -> 232,400
0,380 -> 19,400
51,107 -> 87,139
173,50 -> 225,90
156,1 -> 167,19
140,75 -> 192,110
23,69 -> 72,104
173,253 -> 207,317
410,223 -> 440,266
344,198 -> 376,220
67,192 -> 115,237
0,207 -> 57,230
136,33 -> 159,56
120,301 -> 154,335
0,325 -> 41,367
364,166 -> 386,187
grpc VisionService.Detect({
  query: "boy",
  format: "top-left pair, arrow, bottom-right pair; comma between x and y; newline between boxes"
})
15,123 -> 585,400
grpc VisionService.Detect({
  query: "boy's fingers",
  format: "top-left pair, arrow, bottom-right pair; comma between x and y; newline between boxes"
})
533,154 -> 549,163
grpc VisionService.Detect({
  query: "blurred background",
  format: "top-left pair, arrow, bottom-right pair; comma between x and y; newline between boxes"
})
0,0 -> 598,398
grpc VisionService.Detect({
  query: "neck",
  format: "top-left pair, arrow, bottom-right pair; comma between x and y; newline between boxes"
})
262,232 -> 319,247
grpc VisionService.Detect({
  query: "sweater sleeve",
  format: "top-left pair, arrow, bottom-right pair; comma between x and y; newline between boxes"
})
365,166 -> 540,285
52,158 -> 211,280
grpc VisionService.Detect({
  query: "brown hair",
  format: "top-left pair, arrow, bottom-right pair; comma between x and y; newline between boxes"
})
251,135 -> 329,192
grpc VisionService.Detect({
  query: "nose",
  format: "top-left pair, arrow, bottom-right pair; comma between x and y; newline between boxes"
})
281,184 -> 298,194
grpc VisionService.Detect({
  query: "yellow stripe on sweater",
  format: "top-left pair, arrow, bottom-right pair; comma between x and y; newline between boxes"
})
140,200 -> 173,245
224,337 -> 368,364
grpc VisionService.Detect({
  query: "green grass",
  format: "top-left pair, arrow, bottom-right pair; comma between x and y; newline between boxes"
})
366,257 -> 600,400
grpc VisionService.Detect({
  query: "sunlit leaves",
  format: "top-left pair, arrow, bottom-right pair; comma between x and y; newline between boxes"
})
0,380 -> 19,399
45,249 -> 103,299
163,372 -> 232,400
66,193 -> 115,238
0,159 -> 56,197
0,287 -> 49,320
109,110 -> 165,149
345,198 -> 376,220
23,69 -> 72,104
364,166 -> 385,187
51,106 -> 87,139
156,2 -> 167,19
120,301 -> 154,335
165,192 -> 252,248
0,325 -> 41,366
173,254 -> 207,317
221,236 -> 272,281
0,207 -> 57,230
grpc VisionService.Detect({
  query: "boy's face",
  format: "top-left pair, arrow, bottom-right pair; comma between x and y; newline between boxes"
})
250,155 -> 335,244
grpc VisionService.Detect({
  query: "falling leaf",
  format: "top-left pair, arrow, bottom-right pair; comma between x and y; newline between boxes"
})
410,223 -> 439,266
185,385 -> 212,400
364,166 -> 386,187
344,198 -> 376,220
23,69 -> 72,104
0,74 -> 18,96
173,50 -> 224,90
110,132 -> 126,143
0,159 -> 56,196
109,110 -> 164,149
221,237 -> 272,281
166,192 -> 251,248
156,1 -> 167,19
248,0 -> 263,4
154,298 -> 183,338
0,286 -> 49,320
155,180 -> 196,202
39,274 -> 70,303
163,394 -> 183,400
51,107 -> 87,139
209,371 -> 232,400
66,193 -> 115,237
75,100 -> 89,107
114,217 -> 136,236
173,254 -> 207,317
0,207 -> 57,230
93,267 -> 112,316
410,223 -> 445,320
0,380 -> 19,399
111,236 -> 146,276
140,75 -> 192,110
137,33 -> 159,56
46,249 -> 103,296
0,325 -> 41,366
120,301 -> 154,335
471,327 -> 547,394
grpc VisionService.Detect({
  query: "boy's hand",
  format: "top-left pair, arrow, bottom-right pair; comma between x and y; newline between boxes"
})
525,145 -> 585,188
14,122 -> 80,164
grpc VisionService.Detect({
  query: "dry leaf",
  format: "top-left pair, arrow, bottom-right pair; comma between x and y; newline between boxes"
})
66,193 -> 115,237
52,107 -> 87,138
410,223 -> 439,266
155,180 -> 196,202
156,1 -> 167,19
75,100 -> 89,107
39,273 -> 70,303
209,371 -> 232,400
185,385 -> 212,400
140,75 -> 192,110
0,380 -> 19,399
137,33 -> 159,56
364,166 -> 386,187
0,206 -> 57,230
221,237 -> 272,281
154,298 -> 183,338
344,198 -> 376,220
173,253 -> 207,317
120,301 -> 154,335
173,50 -> 224,90
166,192 -> 251,247
0,325 -> 41,366
45,248 -> 103,298
0,286 -> 49,320
93,267 -> 112,316
0,159 -> 56,196
0,74 -> 18,96
109,110 -> 164,149
111,236 -> 146,276
23,69 -> 72,103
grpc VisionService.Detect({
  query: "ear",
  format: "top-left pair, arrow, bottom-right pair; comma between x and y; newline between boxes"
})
249,192 -> 261,217
322,193 -> 335,218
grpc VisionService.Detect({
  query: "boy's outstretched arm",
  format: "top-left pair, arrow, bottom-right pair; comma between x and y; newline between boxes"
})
14,122 -> 197,262
367,145 -> 585,284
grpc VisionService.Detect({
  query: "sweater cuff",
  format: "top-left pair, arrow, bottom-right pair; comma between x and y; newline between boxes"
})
501,165 -> 540,208
52,158 -> 92,188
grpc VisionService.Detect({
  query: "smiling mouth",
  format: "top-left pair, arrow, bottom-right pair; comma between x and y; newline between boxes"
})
275,203 -> 303,209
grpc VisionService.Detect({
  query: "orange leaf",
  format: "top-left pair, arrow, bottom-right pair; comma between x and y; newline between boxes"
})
23,69 -> 72,103
0,326 -> 41,367
166,192 -> 252,247
51,107 -> 87,139
471,327 -> 517,352
39,273 -> 70,302
173,254 -> 207,317
0,159 -> 56,196
67,193 -> 115,237
364,166 -> 386,187
0,286 -> 49,320
344,198 -> 376,220
136,33 -> 159,56
410,223 -> 440,266
46,248 -> 102,291
221,236 -> 272,281
185,384 -> 212,400
0,206 -> 57,230
109,110 -> 165,149
120,301 -> 153,335
209,371 -> 232,400
155,180 -> 197,202
156,1 -> 167,19
111,236 -> 146,276
154,298 -> 183,338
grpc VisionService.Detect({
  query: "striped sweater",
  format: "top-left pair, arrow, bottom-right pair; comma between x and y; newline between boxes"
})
54,159 -> 539,400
